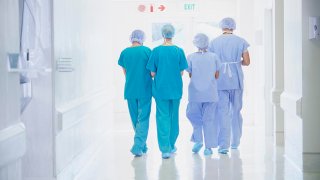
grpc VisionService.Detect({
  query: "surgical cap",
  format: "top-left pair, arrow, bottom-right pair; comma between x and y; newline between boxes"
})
193,33 -> 209,50
219,17 -> 236,30
130,29 -> 145,44
161,24 -> 175,38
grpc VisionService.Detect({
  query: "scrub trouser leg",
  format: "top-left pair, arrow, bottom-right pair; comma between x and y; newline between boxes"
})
187,102 -> 218,148
186,102 -> 203,144
231,89 -> 243,148
202,102 -> 218,148
217,90 -> 232,150
127,98 -> 151,154
155,99 -> 180,153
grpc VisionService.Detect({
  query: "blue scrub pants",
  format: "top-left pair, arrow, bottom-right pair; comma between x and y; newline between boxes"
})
155,99 -> 180,153
186,102 -> 218,148
216,89 -> 243,149
127,98 -> 151,154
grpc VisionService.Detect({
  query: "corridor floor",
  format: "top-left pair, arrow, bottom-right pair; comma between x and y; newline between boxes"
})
76,111 -> 317,180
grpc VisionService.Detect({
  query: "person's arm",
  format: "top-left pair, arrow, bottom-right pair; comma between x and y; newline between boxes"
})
242,51 -> 250,66
215,71 -> 219,79
122,68 -> 126,76
181,71 -> 184,76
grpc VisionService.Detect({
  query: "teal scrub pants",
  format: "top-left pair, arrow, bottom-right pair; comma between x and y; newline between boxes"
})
127,98 -> 151,154
155,99 -> 180,153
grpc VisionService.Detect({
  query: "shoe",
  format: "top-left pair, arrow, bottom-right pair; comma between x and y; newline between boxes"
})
171,147 -> 177,153
192,143 -> 203,153
218,148 -> 229,154
204,148 -> 213,156
132,151 -> 143,157
162,153 -> 171,159
231,146 -> 238,150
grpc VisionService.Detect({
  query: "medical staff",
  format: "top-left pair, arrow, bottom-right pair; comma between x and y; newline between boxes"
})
209,17 -> 250,154
146,24 -> 188,159
186,33 -> 221,156
118,30 -> 152,157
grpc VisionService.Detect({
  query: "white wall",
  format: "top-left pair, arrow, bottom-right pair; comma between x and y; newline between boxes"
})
272,0 -> 285,146
19,1 -> 54,179
301,0 -> 320,173
236,0 -> 263,126
53,0 -> 113,179
0,0 -> 26,180
282,0 -> 303,171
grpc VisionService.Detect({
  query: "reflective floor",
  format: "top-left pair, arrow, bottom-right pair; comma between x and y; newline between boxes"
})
76,112 -> 318,180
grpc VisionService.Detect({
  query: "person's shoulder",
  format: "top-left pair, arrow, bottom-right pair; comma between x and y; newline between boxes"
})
120,47 -> 131,54
206,51 -> 217,57
174,46 -> 186,54
141,46 -> 152,52
231,34 -> 247,42
187,52 -> 197,59
211,35 -> 224,43
152,45 -> 163,51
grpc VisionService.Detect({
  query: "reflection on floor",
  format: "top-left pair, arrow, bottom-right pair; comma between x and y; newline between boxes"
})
76,113 -> 318,180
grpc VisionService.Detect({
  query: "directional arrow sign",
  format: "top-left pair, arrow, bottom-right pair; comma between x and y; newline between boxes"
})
158,5 -> 165,11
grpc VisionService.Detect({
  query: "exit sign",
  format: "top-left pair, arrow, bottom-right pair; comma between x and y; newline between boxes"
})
184,3 -> 195,11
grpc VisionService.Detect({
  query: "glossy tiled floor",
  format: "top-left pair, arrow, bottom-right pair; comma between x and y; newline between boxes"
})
77,112 -> 318,180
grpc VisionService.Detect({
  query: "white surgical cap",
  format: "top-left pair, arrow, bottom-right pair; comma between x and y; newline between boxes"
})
219,17 -> 236,30
161,24 -> 175,38
193,33 -> 209,50
130,29 -> 145,44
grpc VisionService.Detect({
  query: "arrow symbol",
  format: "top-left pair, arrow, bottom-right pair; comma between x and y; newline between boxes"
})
158,5 -> 165,11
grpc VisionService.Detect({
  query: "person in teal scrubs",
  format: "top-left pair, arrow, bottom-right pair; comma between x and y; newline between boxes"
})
146,24 -> 188,159
118,29 -> 152,157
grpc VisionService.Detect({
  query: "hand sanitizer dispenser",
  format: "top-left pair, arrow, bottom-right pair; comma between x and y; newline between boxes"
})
309,16 -> 320,40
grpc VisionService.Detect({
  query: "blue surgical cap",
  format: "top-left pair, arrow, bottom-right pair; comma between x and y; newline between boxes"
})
193,33 -> 209,50
130,29 -> 145,44
219,17 -> 236,30
161,24 -> 175,38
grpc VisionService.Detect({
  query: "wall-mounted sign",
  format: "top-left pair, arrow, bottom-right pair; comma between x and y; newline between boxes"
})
138,4 -> 166,13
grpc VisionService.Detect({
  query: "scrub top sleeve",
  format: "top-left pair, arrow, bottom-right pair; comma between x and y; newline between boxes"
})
242,39 -> 250,52
146,51 -> 157,72
118,51 -> 125,68
179,49 -> 188,71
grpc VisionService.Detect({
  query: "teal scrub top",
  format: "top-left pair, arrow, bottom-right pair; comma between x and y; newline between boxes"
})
146,45 -> 188,100
118,46 -> 152,99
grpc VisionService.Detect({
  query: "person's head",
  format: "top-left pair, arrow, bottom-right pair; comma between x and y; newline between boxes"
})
161,24 -> 175,39
130,29 -> 145,44
219,17 -> 236,31
193,33 -> 209,51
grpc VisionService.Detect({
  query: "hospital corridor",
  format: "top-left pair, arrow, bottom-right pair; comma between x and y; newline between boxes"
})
0,0 -> 320,180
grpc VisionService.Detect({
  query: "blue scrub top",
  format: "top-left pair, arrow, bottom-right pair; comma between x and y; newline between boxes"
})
208,34 -> 249,90
186,52 -> 221,102
118,46 -> 152,99
146,45 -> 188,100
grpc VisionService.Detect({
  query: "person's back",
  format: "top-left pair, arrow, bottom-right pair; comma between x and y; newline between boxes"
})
119,46 -> 152,99
209,34 -> 249,90
187,51 -> 220,102
148,45 -> 186,99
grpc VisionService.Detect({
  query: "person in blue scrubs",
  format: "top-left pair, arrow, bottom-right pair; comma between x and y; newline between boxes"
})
118,30 -> 152,157
186,33 -> 221,156
146,24 -> 188,159
208,17 -> 250,154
